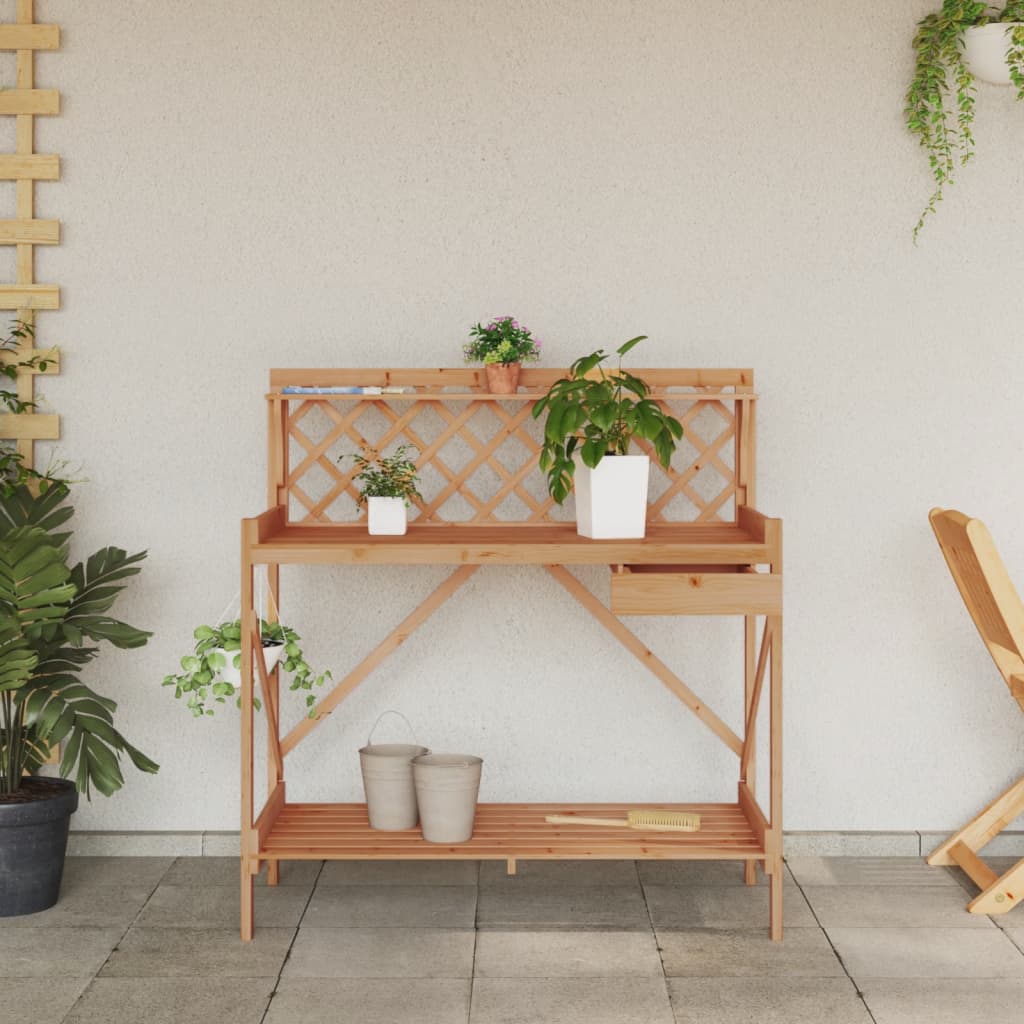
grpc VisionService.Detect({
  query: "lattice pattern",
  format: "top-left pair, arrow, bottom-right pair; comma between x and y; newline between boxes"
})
0,3 -> 60,469
272,378 -> 751,525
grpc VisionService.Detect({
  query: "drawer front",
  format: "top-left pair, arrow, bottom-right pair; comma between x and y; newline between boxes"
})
611,571 -> 782,616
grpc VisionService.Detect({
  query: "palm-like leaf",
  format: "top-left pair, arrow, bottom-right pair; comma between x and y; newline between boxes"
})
0,526 -> 76,638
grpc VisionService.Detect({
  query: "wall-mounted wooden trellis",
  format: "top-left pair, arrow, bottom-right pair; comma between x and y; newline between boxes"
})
0,2 -> 60,471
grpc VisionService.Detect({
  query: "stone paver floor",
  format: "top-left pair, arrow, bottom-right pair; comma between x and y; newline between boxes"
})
3,855 -> 1023,1023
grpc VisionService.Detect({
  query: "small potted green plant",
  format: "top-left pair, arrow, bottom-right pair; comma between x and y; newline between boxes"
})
343,444 -> 422,535
0,483 -> 157,917
162,619 -> 330,718
532,336 -> 683,539
906,2 -> 1024,240
463,316 -> 542,394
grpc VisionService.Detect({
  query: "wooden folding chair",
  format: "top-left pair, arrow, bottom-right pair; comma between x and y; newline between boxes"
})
927,508 -> 1024,914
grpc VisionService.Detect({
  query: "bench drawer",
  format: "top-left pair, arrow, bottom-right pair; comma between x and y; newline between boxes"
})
611,568 -> 781,616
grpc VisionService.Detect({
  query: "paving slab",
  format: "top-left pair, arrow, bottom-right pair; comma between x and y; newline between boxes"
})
479,859 -> 639,887
474,930 -> 662,977
470,977 -> 673,1024
60,856 -> 173,889
0,926 -> 121,978
860,978 -> 1024,1024
100,926 -> 295,977
63,977 -> 274,1024
644,883 -> 816,930
1,885 -> 153,929
828,926 -> 1024,979
161,856 -> 321,887
136,884 -> 309,929
476,883 -> 650,930
666,977 -> 872,1023
283,926 -> 475,978
638,860 -> 794,887
317,859 -> 478,886
266,978 -> 471,1024
802,884 -> 995,928
0,978 -> 89,1024
786,856 -> 959,888
302,884 -> 477,929
657,926 -> 845,977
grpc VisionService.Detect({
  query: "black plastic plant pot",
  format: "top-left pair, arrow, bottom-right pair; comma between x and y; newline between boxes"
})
0,776 -> 78,917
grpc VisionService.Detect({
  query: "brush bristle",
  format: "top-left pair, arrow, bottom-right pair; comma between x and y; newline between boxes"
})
626,810 -> 701,832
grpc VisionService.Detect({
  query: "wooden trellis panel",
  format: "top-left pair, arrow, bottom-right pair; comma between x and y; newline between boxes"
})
0,0 -> 60,470
269,368 -> 754,527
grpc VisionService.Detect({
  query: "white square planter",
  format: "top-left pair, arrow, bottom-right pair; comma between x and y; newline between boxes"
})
573,453 -> 650,539
368,496 -> 408,535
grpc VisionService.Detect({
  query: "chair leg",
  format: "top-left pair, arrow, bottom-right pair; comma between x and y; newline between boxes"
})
266,860 -> 280,886
968,856 -> 1024,915
928,774 -> 1024,866
744,861 -> 758,886
768,855 -> 783,941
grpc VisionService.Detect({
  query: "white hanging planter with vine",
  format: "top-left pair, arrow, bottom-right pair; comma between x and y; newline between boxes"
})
964,21 -> 1024,83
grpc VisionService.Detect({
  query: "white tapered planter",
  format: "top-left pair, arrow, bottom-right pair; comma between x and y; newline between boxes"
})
964,23 -> 1023,85
214,642 -> 284,687
573,453 -> 650,539
368,496 -> 407,535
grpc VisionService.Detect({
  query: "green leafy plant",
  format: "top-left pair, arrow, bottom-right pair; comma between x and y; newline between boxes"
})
531,336 -> 684,504
161,619 -> 331,718
0,320 -> 63,497
344,444 -> 422,507
463,316 -> 542,366
0,483 -> 158,798
906,2 -> 1024,240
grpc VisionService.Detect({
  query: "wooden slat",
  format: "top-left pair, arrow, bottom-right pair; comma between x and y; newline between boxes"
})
0,23 -> 59,50
0,153 -> 58,179
259,802 -> 765,860
0,88 -> 58,114
611,570 -> 782,616
0,284 -> 58,309
0,411 -> 57,438
948,840 -> 1000,891
928,774 -> 1024,865
0,218 -> 59,244
968,856 -> 1024,915
248,521 -> 771,567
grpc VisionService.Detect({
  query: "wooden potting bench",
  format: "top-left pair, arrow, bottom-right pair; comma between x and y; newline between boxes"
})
239,367 -> 783,940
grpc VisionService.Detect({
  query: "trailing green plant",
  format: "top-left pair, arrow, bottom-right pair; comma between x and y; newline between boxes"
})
161,619 -> 331,718
463,316 -> 542,366
906,2 -> 1024,240
531,336 -> 684,504
0,483 -> 158,798
344,444 -> 422,507
0,320 -> 63,497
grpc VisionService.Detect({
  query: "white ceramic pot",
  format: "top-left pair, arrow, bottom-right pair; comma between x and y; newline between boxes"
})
368,496 -> 407,535
213,641 -> 284,687
573,452 -> 650,539
964,23 -> 1022,86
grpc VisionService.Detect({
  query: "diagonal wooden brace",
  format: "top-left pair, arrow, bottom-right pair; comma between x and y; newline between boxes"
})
545,564 -> 742,756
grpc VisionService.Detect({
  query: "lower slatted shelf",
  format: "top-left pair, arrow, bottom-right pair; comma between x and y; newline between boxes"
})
261,802 -> 764,860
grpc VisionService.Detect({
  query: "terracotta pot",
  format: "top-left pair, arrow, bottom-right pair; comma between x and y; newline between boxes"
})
484,362 -> 521,394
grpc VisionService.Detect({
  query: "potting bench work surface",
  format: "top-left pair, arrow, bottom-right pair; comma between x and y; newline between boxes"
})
17,854 -> 1024,1024
239,368 -> 782,940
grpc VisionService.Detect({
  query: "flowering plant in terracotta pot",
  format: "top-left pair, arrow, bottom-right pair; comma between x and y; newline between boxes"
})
463,316 -> 541,394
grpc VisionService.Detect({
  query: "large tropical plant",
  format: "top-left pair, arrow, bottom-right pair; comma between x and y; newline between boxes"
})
0,484 -> 158,797
906,2 -> 1024,240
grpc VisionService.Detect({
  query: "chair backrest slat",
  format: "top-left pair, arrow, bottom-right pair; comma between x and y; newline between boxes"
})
930,508 -> 1024,713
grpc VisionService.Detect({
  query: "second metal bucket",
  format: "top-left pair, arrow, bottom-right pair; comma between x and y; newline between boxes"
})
359,711 -> 428,831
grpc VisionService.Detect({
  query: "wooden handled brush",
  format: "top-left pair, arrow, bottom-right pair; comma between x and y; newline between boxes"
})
545,810 -> 700,832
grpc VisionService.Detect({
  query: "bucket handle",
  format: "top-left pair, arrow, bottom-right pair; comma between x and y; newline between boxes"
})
367,710 -> 418,747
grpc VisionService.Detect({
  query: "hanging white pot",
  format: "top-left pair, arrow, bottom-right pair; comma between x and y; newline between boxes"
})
214,641 -> 285,687
573,452 -> 650,539
367,496 -> 407,535
964,23 -> 1023,86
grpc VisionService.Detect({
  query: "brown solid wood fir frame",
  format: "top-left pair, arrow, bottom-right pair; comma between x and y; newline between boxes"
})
239,368 -> 783,940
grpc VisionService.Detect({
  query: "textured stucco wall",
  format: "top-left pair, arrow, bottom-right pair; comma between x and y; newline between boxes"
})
19,0 -> 1024,831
